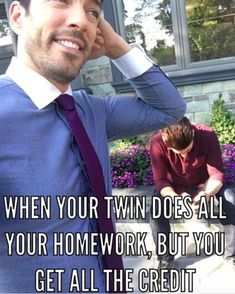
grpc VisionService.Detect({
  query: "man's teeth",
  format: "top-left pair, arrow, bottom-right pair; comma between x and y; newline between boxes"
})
57,40 -> 80,50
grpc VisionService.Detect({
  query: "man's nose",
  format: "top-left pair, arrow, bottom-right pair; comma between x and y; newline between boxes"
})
66,5 -> 88,31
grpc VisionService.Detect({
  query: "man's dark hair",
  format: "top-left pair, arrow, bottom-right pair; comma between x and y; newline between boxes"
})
162,116 -> 193,150
18,0 -> 31,10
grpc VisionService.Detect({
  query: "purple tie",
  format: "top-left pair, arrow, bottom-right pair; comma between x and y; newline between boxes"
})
57,94 -> 125,293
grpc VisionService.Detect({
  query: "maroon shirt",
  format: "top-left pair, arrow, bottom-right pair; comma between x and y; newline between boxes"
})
150,124 -> 224,195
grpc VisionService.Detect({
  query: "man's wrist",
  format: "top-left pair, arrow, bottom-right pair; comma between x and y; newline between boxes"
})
111,43 -> 153,79
106,37 -> 132,59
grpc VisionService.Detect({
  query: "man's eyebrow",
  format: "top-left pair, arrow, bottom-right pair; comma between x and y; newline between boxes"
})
92,0 -> 103,8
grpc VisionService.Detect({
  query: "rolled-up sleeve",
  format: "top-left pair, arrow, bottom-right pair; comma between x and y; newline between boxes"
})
206,131 -> 224,183
150,135 -> 173,192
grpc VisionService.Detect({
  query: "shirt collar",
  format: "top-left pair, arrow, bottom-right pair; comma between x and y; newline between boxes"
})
6,57 -> 73,110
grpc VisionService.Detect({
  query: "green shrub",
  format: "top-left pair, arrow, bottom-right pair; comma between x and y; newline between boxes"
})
210,94 -> 235,144
109,137 -> 145,153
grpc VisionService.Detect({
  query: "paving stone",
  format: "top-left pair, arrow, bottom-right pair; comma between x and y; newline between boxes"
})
114,185 -> 235,293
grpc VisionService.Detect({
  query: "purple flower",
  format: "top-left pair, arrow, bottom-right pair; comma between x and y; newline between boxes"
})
111,143 -> 235,188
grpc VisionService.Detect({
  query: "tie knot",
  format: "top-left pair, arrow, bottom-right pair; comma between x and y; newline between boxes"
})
57,94 -> 75,111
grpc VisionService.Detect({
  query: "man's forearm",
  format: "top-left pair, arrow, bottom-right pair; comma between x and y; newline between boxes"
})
204,179 -> 223,198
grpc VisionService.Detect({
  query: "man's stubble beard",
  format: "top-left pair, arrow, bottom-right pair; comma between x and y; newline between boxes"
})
24,35 -> 90,85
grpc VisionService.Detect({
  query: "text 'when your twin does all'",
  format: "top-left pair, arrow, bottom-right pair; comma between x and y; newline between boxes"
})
3,194 -> 226,220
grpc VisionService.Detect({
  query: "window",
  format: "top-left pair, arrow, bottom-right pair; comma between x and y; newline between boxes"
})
105,0 -> 235,90
0,0 -> 13,52
0,1 -> 11,49
186,0 -> 235,62
123,0 -> 177,67
0,0 -> 13,74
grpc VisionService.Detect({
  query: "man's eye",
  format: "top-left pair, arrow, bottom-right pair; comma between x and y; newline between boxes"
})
52,0 -> 68,2
87,10 -> 101,21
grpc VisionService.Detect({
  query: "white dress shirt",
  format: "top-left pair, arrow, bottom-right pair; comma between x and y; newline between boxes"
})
6,44 -> 152,109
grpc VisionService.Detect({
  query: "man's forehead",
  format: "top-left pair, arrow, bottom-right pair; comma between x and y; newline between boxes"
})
94,0 -> 103,6
5,0 -> 103,4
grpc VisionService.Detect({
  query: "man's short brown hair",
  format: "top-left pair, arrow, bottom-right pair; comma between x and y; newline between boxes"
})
18,0 -> 31,10
162,116 -> 193,150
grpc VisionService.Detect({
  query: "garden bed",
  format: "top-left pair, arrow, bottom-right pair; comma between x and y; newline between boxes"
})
110,142 -> 235,188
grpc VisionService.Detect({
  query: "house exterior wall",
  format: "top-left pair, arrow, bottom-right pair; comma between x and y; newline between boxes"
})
82,57 -> 235,125
81,56 -> 116,96
178,81 -> 235,124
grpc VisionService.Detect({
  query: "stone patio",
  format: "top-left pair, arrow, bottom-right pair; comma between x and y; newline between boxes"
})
113,185 -> 235,293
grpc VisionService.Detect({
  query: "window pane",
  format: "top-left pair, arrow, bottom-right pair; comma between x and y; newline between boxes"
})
0,2 -> 12,49
186,0 -> 235,62
123,0 -> 176,66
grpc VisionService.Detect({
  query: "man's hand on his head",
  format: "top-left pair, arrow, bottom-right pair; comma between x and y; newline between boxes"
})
89,18 -> 131,60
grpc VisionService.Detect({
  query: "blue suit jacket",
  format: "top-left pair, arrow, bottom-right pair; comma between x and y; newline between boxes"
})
0,65 -> 185,292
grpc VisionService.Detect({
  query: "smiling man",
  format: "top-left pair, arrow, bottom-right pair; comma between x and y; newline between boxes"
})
0,0 -> 186,292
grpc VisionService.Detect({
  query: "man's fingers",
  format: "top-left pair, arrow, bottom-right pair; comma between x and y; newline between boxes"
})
96,27 -> 102,36
89,34 -> 105,59
94,35 -> 104,47
192,195 -> 200,204
193,191 -> 206,204
191,203 -> 200,214
92,43 -> 102,51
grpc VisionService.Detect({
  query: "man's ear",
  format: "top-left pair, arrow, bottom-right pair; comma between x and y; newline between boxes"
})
9,1 -> 25,35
